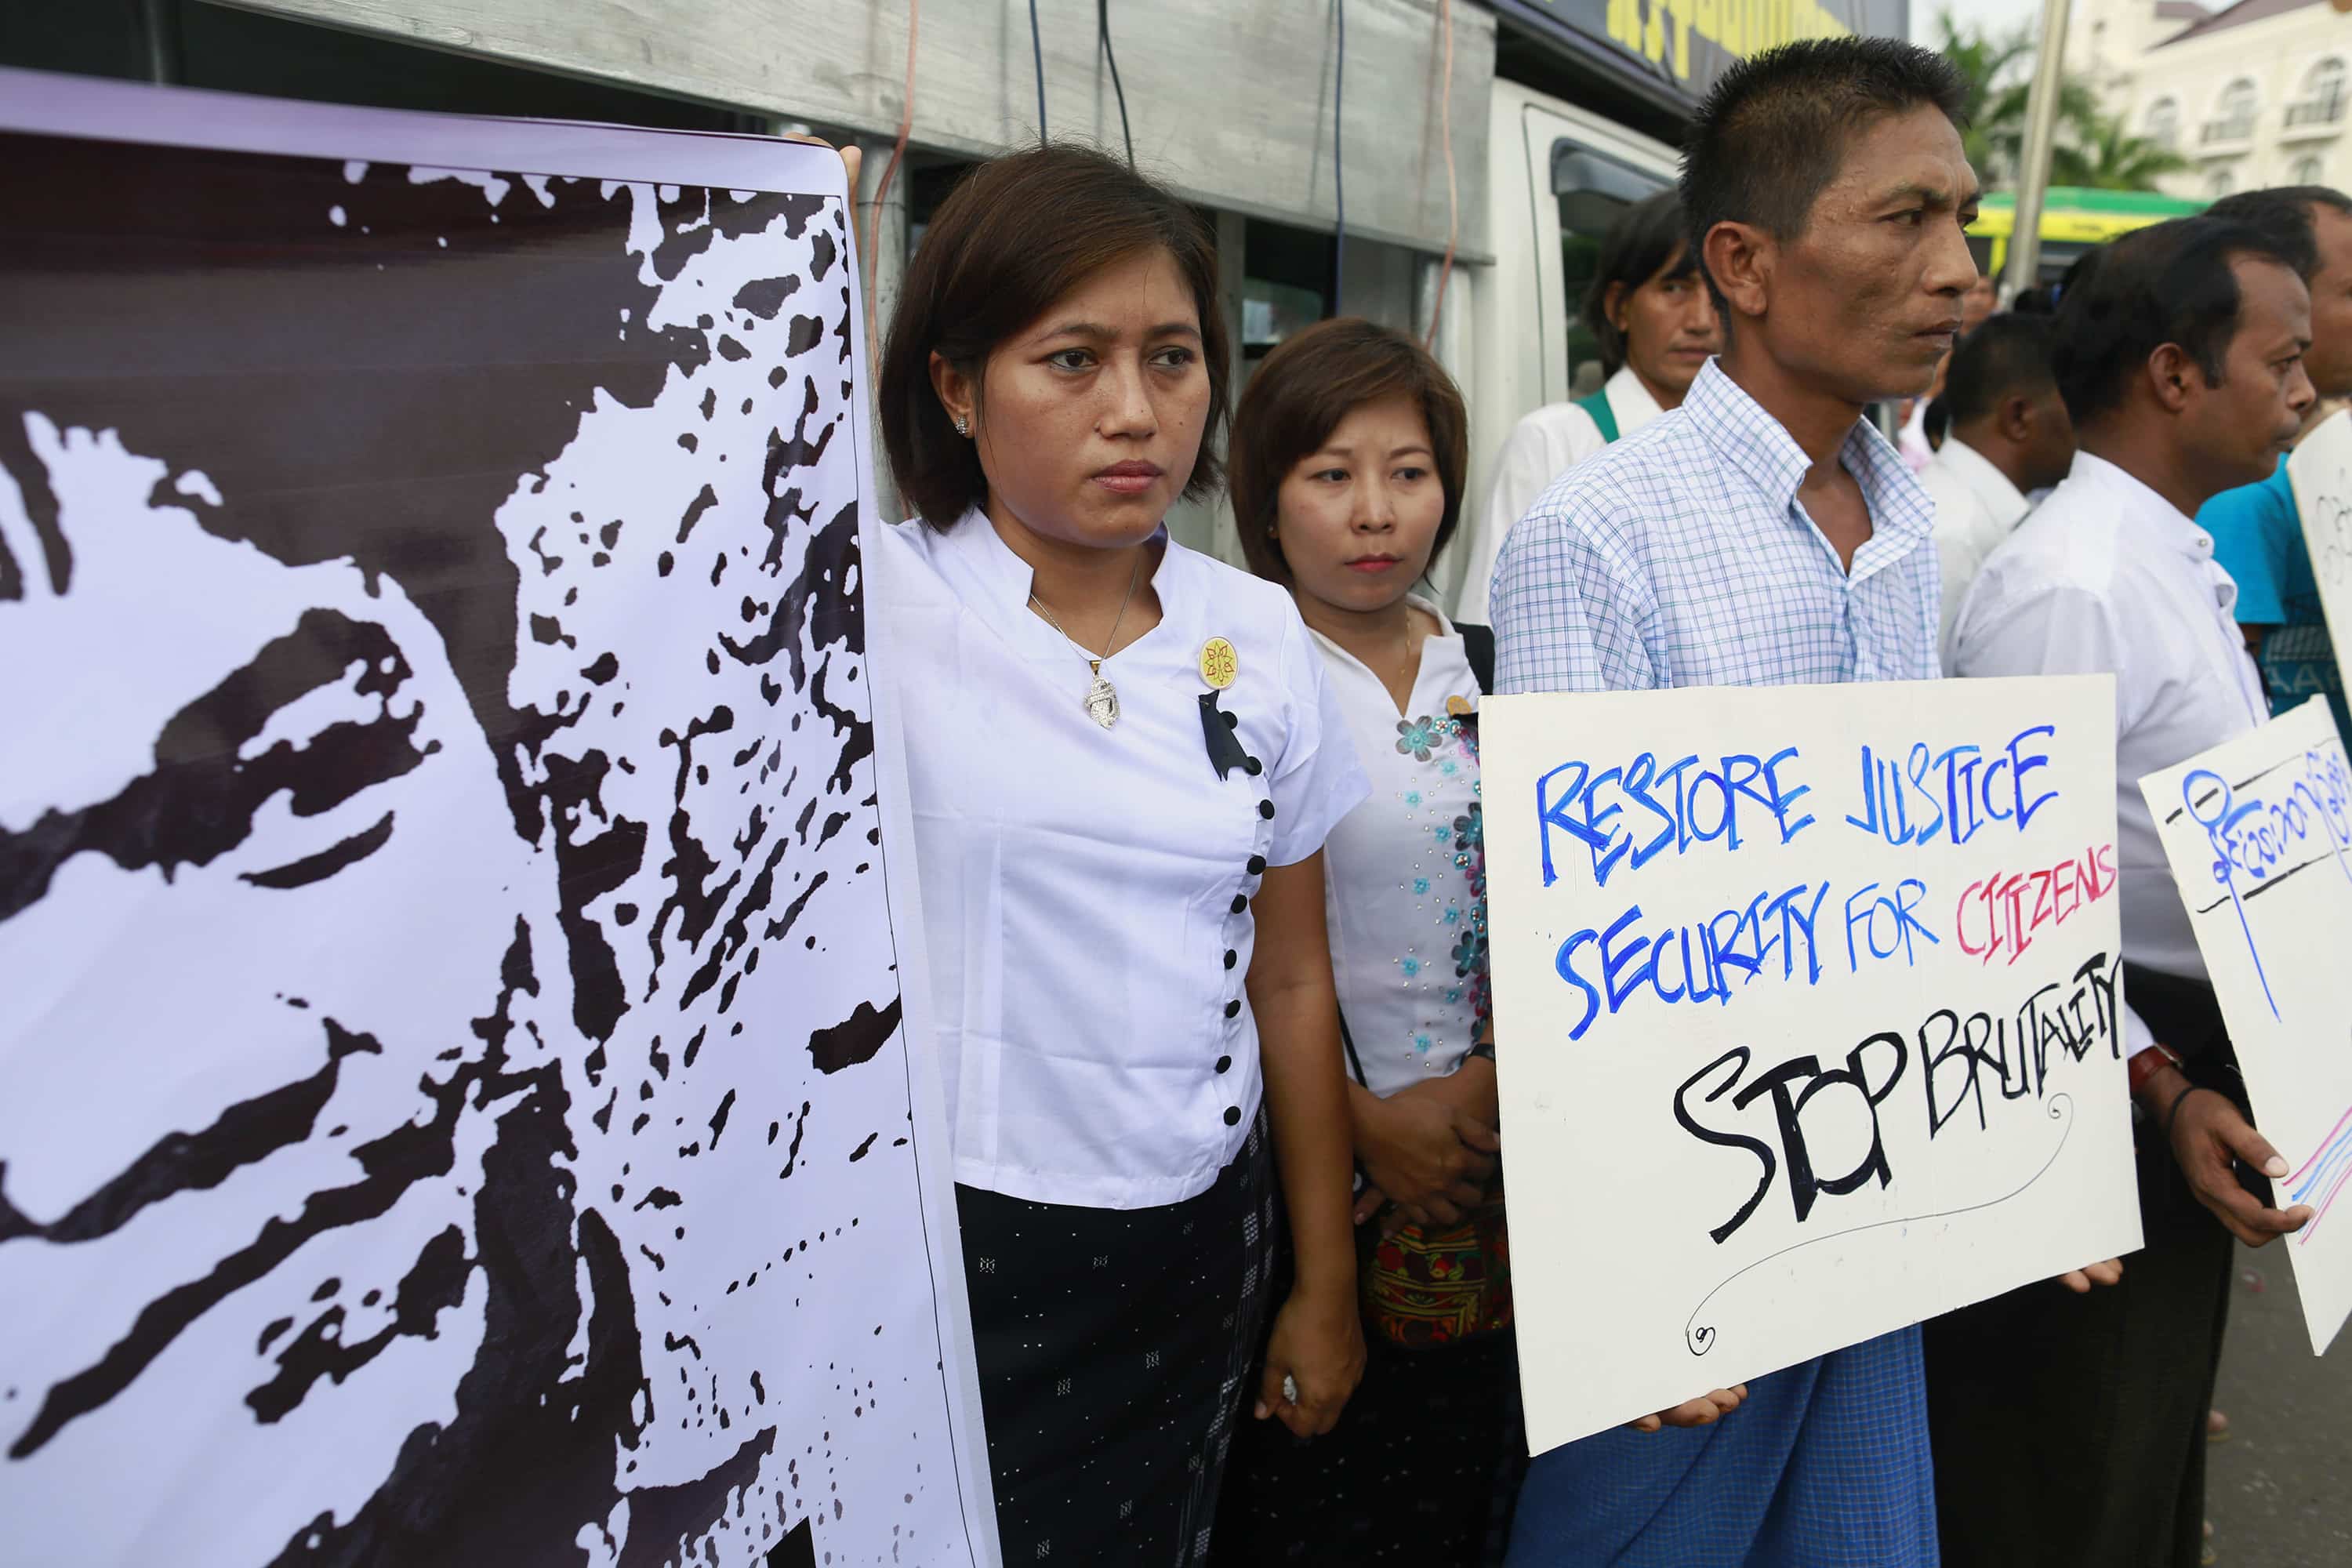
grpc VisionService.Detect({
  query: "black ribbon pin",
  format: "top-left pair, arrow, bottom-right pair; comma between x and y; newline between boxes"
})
1199,691 -> 1254,780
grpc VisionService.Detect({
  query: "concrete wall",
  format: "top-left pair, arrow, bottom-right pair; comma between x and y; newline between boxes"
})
215,0 -> 1496,257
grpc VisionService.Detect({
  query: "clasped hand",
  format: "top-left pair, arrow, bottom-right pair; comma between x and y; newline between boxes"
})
1349,1076 -> 1499,1234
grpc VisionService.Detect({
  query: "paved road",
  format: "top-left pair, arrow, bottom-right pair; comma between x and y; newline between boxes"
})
2208,1242 -> 2352,1566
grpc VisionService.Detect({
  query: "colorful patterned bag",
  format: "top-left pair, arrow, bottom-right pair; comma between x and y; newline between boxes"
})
1358,1171 -> 1513,1347
1338,1011 -> 1514,1348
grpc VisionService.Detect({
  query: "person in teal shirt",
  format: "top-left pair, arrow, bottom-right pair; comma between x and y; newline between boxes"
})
2204,458 -> 2348,736
2201,185 -> 2352,738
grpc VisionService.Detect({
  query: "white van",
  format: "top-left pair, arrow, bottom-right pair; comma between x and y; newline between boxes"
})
1439,76 -> 1683,614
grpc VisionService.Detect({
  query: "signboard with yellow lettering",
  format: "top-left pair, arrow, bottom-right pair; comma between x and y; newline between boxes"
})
1490,0 -> 1912,109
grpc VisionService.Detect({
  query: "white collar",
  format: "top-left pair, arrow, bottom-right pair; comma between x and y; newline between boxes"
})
939,503 -> 1180,619
2067,453 -> 2215,563
1604,365 -> 1666,434
1933,437 -> 2031,529
1304,592 -> 1457,655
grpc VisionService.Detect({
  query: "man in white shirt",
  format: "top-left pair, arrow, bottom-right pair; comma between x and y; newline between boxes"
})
1458,192 -> 1719,621
1917,312 -> 2075,667
1936,216 -> 2318,1567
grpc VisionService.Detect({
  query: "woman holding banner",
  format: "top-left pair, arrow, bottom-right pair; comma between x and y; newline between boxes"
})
871,145 -> 1370,1562
1213,318 -> 1523,1566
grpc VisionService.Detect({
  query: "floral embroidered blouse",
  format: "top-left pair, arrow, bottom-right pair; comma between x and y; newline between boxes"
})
1306,597 -> 1490,1098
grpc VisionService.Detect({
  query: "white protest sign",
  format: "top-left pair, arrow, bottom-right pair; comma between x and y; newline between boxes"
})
1483,676 -> 2139,1452
2139,698 -> 2352,1355
2289,407 -> 2352,648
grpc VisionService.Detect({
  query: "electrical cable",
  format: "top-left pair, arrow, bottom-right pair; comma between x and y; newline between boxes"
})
1425,0 -> 1458,350
1332,0 -> 1346,317
862,0 -> 919,360
1028,0 -> 1049,140
1098,0 -> 1134,167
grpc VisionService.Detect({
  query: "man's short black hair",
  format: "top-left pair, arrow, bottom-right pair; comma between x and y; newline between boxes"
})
2051,216 -> 2305,425
2204,186 -> 2352,282
1581,192 -> 1698,378
1943,314 -> 2057,429
1679,37 -> 1969,303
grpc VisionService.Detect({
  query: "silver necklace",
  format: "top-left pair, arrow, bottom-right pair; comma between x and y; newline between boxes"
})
1029,548 -> 1148,729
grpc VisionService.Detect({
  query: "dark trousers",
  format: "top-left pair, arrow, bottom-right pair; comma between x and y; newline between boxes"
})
1925,964 -> 2244,1568
1211,1198 -> 1526,1567
956,1114 -> 1276,1568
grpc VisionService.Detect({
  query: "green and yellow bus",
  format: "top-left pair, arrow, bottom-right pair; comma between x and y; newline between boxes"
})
1969,186 -> 2208,288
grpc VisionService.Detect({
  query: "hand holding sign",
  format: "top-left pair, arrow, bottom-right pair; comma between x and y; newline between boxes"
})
2140,697 -> 2352,1352
2162,1081 -> 2312,1247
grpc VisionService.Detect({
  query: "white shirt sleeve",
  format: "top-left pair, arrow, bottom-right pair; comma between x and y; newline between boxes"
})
1456,405 -> 1604,625
1952,580 -> 2157,1055
1933,524 -> 1983,675
1265,604 -> 1372,867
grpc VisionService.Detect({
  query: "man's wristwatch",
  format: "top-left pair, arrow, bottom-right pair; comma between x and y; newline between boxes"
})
2127,1043 -> 2185,1099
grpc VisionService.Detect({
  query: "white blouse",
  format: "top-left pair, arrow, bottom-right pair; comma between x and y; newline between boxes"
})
874,510 -> 1370,1209
1308,598 -> 1488,1098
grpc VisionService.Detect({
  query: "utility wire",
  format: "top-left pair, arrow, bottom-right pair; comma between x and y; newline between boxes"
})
1425,0 -> 1458,349
1098,0 -> 1134,166
1332,0 -> 1346,316
862,0 -> 919,360
1028,0 -> 1049,140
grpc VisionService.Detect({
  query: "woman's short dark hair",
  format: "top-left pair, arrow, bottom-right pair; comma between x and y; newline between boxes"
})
1229,318 -> 1470,587
879,144 -> 1231,527
1583,192 -> 1697,378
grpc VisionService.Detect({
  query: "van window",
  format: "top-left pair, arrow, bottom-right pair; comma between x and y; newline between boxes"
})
1552,143 -> 1668,400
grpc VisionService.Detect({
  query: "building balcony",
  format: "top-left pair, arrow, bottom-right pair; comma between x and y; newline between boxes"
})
2281,93 -> 2346,141
2199,116 -> 2256,152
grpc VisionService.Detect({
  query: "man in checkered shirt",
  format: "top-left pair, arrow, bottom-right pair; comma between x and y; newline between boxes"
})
1492,38 -> 1978,1568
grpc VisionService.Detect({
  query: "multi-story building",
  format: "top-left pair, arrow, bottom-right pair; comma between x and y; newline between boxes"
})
2068,0 -> 2347,198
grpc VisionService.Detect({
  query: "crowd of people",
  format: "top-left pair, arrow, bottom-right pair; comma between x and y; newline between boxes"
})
859,31 -> 2349,1568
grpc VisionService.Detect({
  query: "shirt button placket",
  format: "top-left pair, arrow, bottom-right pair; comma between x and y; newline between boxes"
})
1219,735 -> 1278,1112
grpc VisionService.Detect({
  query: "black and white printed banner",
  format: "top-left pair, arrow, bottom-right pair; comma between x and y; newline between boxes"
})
0,68 -> 995,1568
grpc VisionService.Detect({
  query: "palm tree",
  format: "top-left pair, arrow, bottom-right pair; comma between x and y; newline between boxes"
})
1935,13 -> 2031,178
2050,113 -> 2194,192
1935,11 -> 2107,189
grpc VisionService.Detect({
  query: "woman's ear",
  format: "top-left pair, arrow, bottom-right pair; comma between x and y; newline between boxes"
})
930,350 -> 976,435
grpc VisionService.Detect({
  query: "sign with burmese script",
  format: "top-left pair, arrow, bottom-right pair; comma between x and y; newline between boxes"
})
2290,408 -> 2352,661
2140,698 -> 2352,1356
1482,675 -> 2137,1452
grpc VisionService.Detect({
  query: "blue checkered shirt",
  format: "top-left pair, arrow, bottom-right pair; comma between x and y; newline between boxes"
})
1490,358 -> 1940,695
1490,359 -> 1943,1567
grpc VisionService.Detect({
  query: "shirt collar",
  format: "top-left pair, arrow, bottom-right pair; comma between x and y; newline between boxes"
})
1934,437 -> 2031,529
941,503 -> 1181,621
1681,358 -> 1937,561
1305,593 -> 1458,665
1604,366 -> 1665,434
2069,452 -> 2215,562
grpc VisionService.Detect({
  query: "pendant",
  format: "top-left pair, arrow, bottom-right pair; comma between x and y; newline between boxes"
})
1083,672 -> 1120,728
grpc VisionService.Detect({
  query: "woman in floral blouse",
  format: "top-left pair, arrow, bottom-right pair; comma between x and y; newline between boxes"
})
1213,320 -> 1522,1566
